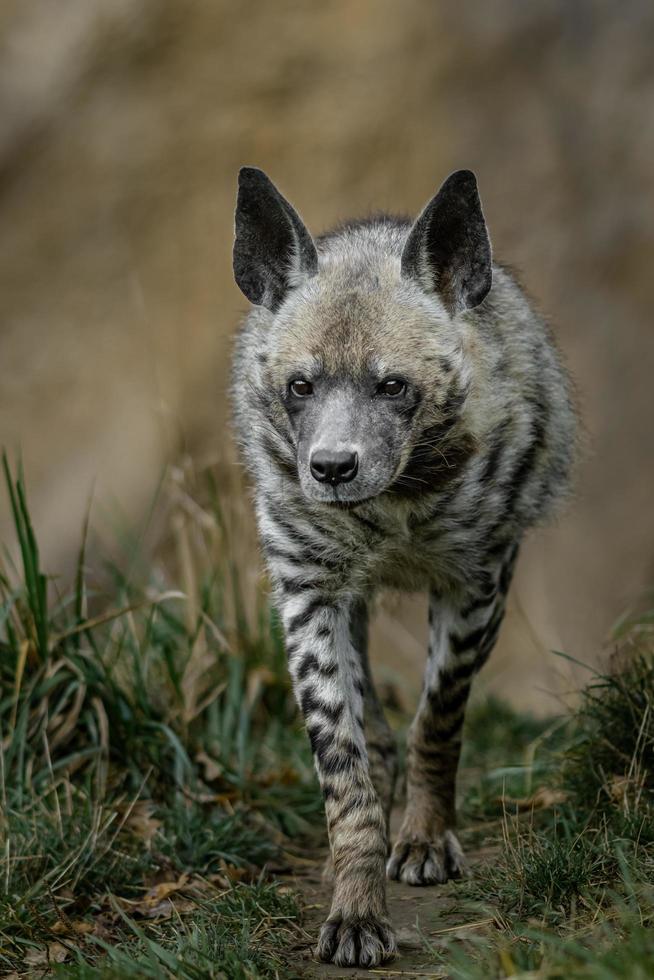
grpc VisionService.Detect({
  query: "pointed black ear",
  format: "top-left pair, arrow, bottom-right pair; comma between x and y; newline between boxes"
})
233,167 -> 318,312
401,170 -> 492,315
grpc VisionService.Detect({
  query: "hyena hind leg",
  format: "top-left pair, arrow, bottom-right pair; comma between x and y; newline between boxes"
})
388,550 -> 517,886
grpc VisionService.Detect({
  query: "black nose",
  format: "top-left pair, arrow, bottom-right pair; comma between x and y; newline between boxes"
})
310,449 -> 358,485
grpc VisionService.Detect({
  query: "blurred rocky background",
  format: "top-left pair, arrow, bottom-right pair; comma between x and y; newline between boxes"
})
1,0 -> 653,711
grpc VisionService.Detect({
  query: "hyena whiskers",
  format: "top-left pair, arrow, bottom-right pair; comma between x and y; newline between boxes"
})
230,166 -> 577,968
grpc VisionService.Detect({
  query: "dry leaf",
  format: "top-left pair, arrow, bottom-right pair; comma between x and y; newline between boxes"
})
141,899 -> 175,920
217,861 -> 250,882
120,874 -> 191,916
144,876 -> 189,903
25,948 -> 48,966
25,942 -> 69,966
49,942 -> 70,964
51,918 -> 93,935
123,800 -> 163,843
144,897 -> 197,920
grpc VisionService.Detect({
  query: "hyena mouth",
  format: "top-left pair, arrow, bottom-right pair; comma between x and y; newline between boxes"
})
328,496 -> 377,510
309,486 -> 380,509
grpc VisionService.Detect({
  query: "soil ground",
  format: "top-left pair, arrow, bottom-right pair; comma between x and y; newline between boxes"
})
286,808 -> 498,978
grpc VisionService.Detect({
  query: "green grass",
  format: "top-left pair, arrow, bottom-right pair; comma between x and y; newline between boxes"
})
55,881 -> 301,979
0,452 -> 319,976
460,696 -> 567,821
430,619 -> 654,979
2,449 -> 653,978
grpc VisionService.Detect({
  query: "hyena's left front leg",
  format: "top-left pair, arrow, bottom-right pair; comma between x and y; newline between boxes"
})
388,553 -> 516,886
279,590 -> 397,968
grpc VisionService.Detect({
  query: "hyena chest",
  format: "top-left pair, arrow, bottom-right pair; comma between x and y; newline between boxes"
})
361,506 -> 487,594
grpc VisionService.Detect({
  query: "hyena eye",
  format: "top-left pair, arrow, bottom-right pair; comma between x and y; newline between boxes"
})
289,378 -> 314,397
378,378 -> 406,397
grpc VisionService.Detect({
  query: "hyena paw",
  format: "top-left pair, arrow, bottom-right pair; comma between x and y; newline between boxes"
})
386,829 -> 468,885
316,913 -> 397,968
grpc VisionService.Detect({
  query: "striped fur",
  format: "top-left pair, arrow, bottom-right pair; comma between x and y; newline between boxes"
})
231,168 -> 577,967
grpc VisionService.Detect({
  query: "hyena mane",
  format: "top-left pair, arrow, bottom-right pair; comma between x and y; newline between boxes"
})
230,167 -> 578,968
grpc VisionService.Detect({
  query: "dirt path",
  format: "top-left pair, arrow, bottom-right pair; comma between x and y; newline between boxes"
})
285,810 -> 498,978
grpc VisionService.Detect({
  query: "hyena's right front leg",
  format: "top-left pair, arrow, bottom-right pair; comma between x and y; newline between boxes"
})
350,599 -> 398,832
277,586 -> 397,968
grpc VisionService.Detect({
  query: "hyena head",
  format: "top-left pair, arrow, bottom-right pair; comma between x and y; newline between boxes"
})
233,168 -> 492,506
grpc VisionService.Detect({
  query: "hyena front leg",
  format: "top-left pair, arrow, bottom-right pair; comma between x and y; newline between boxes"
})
350,599 -> 398,831
322,600 -> 398,883
387,548 -> 518,885
278,588 -> 397,967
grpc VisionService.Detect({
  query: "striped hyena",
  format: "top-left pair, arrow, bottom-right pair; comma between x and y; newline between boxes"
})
230,168 -> 577,967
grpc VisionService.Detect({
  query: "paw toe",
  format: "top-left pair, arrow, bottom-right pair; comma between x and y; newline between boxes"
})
444,829 -> 469,878
422,847 -> 449,884
387,831 -> 467,886
317,916 -> 397,967
316,918 -> 339,962
385,842 -> 408,881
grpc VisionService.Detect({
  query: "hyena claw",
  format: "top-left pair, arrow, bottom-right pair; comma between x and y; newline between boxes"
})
317,913 -> 397,967
387,830 -> 468,885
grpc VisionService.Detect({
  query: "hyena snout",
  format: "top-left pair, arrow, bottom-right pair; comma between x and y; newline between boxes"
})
310,448 -> 359,486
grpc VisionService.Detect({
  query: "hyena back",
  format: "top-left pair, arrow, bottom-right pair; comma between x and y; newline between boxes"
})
230,167 -> 577,968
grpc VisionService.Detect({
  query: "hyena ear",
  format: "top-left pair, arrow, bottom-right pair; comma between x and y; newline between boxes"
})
233,167 -> 318,312
401,170 -> 492,315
